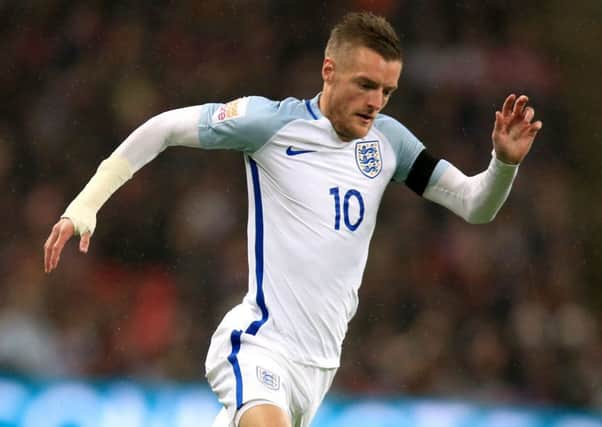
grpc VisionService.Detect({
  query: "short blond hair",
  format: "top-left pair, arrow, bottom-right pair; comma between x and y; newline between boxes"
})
325,12 -> 402,62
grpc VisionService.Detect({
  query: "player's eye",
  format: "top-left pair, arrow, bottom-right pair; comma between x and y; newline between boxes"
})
357,79 -> 376,91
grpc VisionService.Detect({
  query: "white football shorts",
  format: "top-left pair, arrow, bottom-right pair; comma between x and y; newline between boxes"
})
205,304 -> 337,426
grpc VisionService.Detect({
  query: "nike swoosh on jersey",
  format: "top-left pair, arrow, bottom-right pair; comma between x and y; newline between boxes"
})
286,146 -> 317,156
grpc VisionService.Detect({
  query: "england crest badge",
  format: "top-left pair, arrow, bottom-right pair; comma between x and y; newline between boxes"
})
355,140 -> 382,179
256,366 -> 280,391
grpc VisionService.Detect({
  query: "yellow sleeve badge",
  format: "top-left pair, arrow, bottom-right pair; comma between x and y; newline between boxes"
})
211,97 -> 250,124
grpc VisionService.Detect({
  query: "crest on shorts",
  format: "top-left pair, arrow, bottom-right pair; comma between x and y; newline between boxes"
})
355,140 -> 382,179
256,366 -> 280,391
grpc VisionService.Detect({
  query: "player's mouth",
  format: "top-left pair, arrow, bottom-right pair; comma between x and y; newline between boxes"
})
356,113 -> 374,125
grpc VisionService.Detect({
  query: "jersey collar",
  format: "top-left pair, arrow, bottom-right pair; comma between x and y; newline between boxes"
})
306,93 -> 323,120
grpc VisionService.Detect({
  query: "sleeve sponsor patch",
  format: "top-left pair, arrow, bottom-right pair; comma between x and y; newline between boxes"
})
211,97 -> 249,124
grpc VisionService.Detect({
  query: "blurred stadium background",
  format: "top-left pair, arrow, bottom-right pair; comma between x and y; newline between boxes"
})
1,1 -> 601,425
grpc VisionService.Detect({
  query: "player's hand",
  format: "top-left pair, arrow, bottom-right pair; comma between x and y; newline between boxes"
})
492,94 -> 543,164
43,218 -> 91,273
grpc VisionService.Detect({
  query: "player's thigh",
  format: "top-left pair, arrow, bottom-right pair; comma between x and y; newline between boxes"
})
207,337 -> 293,424
239,403 -> 291,427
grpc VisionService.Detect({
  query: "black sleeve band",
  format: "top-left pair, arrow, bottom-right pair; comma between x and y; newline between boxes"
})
405,149 -> 440,196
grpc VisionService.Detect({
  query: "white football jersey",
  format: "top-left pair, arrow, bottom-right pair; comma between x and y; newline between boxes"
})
199,94 -> 424,368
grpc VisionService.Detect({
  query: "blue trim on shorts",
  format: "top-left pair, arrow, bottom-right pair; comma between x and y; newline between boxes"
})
305,99 -> 318,120
227,156 -> 268,410
227,330 -> 244,408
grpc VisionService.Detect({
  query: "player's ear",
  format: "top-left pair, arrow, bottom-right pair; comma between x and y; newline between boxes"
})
322,57 -> 336,83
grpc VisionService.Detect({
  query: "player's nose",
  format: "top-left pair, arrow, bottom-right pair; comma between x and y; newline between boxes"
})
366,90 -> 384,111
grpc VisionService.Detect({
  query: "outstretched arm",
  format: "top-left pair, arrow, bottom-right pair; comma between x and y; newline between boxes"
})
422,94 -> 542,223
44,106 -> 202,272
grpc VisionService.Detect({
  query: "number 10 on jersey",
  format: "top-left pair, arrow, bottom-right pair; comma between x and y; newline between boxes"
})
329,187 -> 365,231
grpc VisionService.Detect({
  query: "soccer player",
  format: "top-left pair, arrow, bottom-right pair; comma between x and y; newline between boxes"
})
43,12 -> 542,427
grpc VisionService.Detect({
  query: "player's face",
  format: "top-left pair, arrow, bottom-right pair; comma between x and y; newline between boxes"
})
321,46 -> 402,141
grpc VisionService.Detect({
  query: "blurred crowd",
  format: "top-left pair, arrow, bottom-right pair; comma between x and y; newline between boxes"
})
1,0 -> 600,411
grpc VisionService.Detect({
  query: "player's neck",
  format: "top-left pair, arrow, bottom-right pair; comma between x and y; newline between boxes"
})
317,92 -> 327,118
317,90 -> 336,128
318,91 -> 355,142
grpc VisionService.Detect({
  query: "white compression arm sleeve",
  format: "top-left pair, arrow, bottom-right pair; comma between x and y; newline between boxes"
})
423,153 -> 519,224
62,106 -> 202,235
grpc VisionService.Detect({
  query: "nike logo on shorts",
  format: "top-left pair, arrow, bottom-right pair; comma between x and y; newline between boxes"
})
286,146 -> 316,156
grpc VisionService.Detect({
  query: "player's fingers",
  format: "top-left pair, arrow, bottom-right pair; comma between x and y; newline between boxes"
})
524,106 -> 535,123
494,111 -> 504,132
512,95 -> 529,118
501,94 -> 516,117
44,225 -> 60,273
79,232 -> 91,253
528,120 -> 543,136
49,228 -> 72,271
